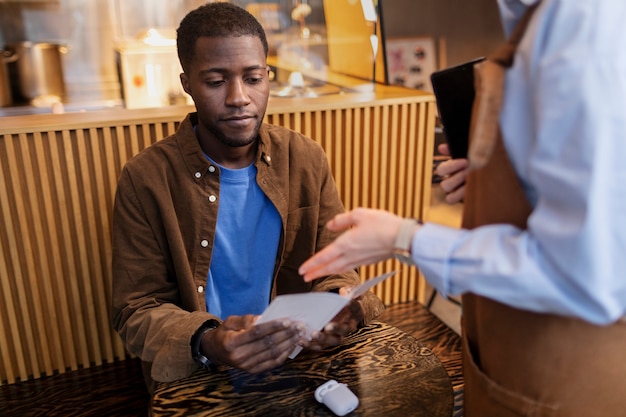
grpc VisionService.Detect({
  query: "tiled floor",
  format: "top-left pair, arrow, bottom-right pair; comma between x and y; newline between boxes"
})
423,185 -> 464,335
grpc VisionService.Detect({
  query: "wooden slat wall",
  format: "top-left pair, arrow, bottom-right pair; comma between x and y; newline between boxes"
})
0,100 -> 434,384
0,121 -> 179,385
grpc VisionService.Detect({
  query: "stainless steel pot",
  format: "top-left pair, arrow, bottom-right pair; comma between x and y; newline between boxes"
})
0,49 -> 18,107
6,42 -> 68,103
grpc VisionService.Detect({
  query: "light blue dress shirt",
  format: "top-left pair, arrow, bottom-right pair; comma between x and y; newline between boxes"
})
413,0 -> 626,325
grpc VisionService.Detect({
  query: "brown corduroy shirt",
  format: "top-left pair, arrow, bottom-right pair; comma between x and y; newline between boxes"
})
111,113 -> 384,388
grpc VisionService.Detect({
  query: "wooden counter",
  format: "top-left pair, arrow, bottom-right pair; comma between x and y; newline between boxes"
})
0,84 -> 436,384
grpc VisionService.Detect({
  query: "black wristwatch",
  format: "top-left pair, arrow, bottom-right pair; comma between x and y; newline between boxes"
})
190,319 -> 220,370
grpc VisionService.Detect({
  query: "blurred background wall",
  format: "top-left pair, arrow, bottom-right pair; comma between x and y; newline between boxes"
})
381,0 -> 504,68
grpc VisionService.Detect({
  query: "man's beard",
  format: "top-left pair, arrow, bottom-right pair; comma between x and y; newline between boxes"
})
204,115 -> 263,148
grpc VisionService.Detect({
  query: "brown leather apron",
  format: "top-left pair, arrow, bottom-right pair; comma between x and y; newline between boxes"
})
460,4 -> 626,417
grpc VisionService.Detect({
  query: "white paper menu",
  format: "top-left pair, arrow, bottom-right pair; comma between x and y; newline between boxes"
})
256,271 -> 396,358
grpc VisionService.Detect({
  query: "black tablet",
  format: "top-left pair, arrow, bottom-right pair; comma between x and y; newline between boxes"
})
430,57 -> 485,159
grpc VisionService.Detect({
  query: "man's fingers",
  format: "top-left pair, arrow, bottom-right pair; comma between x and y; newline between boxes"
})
236,326 -> 304,373
255,320 -> 306,342
220,314 -> 258,331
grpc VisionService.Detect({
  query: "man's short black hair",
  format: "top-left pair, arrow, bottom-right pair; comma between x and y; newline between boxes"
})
176,2 -> 269,72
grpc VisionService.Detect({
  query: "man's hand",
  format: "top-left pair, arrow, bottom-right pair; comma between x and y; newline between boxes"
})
306,292 -> 364,352
201,315 -> 306,373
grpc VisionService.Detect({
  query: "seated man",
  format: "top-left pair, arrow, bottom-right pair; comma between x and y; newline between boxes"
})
111,2 -> 384,393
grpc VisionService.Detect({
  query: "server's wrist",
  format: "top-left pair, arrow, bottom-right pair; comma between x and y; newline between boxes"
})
393,218 -> 422,265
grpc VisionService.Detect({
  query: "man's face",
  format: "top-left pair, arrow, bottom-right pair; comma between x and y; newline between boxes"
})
180,36 -> 269,149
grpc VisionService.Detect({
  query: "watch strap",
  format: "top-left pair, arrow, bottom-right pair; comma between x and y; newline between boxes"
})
394,218 -> 420,252
191,319 -> 220,370
394,218 -> 421,264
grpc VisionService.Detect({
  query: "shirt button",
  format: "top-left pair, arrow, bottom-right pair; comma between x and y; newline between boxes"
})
198,286 -> 204,293
194,172 -> 202,179
201,240 -> 209,247
208,165 -> 216,173
208,195 -> 217,203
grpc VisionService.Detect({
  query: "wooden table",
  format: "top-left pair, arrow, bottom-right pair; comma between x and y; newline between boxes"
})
152,321 -> 453,416
379,301 -> 463,417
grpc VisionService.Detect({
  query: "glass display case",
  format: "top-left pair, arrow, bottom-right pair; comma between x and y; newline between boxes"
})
244,0 -> 386,97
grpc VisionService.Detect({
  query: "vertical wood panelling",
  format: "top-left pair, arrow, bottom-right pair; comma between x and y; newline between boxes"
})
0,120 -> 177,384
35,132 -> 72,373
1,100 -> 433,384
0,133 -> 29,383
21,131 -> 55,378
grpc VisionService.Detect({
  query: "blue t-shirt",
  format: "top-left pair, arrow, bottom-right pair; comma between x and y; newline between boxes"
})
204,156 -> 281,320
